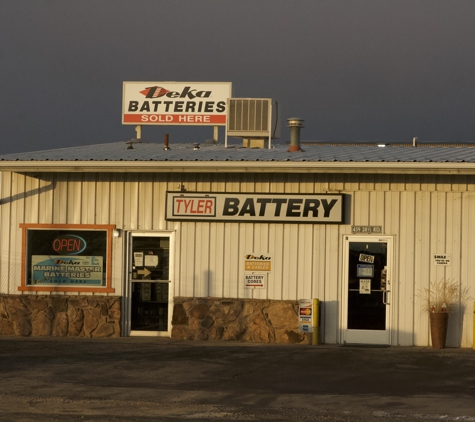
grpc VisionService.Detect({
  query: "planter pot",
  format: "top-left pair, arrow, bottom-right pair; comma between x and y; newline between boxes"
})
429,312 -> 449,349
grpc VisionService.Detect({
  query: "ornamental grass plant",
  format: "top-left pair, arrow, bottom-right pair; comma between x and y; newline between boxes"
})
419,279 -> 471,314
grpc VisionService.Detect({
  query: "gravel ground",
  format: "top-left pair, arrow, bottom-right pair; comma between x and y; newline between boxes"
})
1,337 -> 475,421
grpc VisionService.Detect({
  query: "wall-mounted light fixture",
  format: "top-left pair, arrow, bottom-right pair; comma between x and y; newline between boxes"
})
113,229 -> 122,238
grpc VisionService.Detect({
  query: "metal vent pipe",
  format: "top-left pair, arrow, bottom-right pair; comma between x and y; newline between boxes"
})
287,118 -> 304,152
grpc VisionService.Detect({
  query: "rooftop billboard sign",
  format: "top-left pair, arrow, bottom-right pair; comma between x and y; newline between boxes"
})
122,82 -> 232,126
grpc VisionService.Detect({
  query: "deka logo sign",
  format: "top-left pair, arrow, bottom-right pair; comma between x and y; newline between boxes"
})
139,86 -> 212,100
166,192 -> 344,224
122,81 -> 232,126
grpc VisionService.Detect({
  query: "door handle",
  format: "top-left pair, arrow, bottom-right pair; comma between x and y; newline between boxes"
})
383,290 -> 391,305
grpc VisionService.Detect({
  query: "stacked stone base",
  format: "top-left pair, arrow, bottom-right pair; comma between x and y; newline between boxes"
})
0,295 -> 121,338
172,297 -> 311,344
1,295 -> 312,344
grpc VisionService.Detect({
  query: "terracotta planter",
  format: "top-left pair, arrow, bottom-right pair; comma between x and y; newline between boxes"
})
429,312 -> 449,349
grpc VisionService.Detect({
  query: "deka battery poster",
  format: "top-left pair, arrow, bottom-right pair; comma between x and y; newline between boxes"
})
26,229 -> 107,286
31,256 -> 103,285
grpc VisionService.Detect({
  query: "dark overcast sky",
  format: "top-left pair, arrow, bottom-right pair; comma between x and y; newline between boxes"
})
1,0 -> 474,154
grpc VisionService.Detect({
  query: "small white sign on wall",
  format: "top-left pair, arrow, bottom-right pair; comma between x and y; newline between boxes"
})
244,273 -> 266,289
298,299 -> 313,333
434,254 -> 451,266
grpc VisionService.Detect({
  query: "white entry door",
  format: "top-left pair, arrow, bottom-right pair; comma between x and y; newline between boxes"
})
126,232 -> 174,337
341,236 -> 393,345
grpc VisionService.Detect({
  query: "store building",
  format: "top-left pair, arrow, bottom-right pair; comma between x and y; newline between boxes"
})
0,140 -> 474,347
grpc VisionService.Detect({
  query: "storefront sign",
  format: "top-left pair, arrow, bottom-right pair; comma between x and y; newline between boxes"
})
122,82 -> 232,126
166,192 -> 344,223
434,253 -> 451,266
31,255 -> 103,285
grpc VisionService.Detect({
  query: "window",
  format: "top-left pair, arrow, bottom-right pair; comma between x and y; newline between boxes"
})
19,224 -> 115,293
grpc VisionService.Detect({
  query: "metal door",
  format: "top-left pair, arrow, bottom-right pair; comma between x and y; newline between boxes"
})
341,236 -> 393,345
126,232 -> 174,337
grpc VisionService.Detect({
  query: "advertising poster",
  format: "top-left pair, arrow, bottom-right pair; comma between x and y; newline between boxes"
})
26,229 -> 108,287
31,255 -> 103,285
244,253 -> 272,272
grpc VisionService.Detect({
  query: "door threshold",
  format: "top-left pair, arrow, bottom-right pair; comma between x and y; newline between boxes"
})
340,343 -> 390,348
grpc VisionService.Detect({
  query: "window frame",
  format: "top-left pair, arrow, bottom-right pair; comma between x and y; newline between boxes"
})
19,223 -> 115,293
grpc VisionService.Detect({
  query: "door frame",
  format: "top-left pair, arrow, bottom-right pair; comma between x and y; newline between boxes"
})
340,235 -> 394,345
123,231 -> 175,337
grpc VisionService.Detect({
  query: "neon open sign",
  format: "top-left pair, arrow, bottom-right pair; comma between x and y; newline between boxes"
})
52,235 -> 87,255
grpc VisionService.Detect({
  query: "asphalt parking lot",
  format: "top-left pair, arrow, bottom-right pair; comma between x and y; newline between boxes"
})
1,337 -> 475,421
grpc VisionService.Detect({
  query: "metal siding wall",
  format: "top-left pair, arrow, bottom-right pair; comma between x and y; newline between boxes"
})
82,174 -> 96,223
1,170 -> 475,347
123,173 -> 139,230
138,175 -> 153,230
461,191 -> 475,346
24,174 -> 39,223
53,174 -> 68,223
414,191 -> 431,346
178,221 -> 196,297
324,225 -> 341,344
383,191 -> 400,345
0,173 -> 14,293
446,192 -> 463,345
96,173 -> 111,225
253,224 -> 270,300
268,223 -> 284,300
398,191 -> 416,346
39,177 -> 54,223
10,173 -> 26,292
109,174 -> 125,296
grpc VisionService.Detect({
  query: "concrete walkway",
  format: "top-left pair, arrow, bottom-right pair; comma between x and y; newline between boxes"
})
1,337 -> 475,421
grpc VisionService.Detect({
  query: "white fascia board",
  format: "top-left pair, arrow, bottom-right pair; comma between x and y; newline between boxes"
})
0,161 -> 475,175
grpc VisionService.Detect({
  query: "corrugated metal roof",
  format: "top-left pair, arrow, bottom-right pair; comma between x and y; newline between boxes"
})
1,141 -> 475,163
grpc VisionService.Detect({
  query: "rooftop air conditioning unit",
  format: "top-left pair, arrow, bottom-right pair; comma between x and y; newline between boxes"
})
225,98 -> 280,149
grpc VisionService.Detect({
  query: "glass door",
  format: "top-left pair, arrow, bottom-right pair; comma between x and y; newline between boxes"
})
341,236 -> 393,345
127,233 -> 173,336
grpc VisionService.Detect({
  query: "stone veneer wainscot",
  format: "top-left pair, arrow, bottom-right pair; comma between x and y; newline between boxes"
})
172,297 -> 311,344
0,295 -> 121,337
